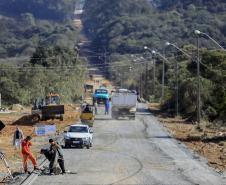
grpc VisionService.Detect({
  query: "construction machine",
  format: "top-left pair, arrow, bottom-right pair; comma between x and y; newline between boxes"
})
32,93 -> 64,121
83,83 -> 94,105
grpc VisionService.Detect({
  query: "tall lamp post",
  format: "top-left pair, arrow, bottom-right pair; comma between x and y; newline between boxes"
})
165,42 -> 192,117
195,33 -> 201,125
194,29 -> 226,124
144,47 -> 156,99
144,46 -> 169,102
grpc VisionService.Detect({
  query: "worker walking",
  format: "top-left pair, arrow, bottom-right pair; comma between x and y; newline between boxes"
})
94,100 -> 98,115
49,139 -> 66,175
21,136 -> 39,173
13,126 -> 24,150
105,99 -> 110,115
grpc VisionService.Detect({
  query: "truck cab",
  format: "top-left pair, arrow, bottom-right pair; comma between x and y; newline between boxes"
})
93,88 -> 109,104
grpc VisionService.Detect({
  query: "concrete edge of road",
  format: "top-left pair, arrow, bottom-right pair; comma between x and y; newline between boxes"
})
19,158 -> 47,185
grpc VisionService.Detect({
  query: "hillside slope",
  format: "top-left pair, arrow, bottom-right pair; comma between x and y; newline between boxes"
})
83,0 -> 226,122
0,0 -> 78,58
83,0 -> 226,53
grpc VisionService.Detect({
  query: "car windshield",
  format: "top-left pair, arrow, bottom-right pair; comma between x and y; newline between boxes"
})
69,126 -> 88,133
95,89 -> 108,94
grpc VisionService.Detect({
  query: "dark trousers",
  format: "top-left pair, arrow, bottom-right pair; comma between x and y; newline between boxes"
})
49,159 -> 65,174
58,159 -> 65,173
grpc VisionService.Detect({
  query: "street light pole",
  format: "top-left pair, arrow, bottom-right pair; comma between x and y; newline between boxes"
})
165,42 -> 192,117
153,60 -> 156,98
196,36 -> 201,125
194,29 -> 226,124
140,74 -> 143,99
174,56 -> 179,117
145,61 -> 148,99
161,48 -> 166,101
151,50 -> 169,102
161,59 -> 165,101
144,46 -> 168,101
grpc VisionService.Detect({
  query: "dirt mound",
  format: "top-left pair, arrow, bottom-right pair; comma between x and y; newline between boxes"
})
63,104 -> 81,121
12,114 -> 39,126
64,104 -> 80,112
10,104 -> 24,111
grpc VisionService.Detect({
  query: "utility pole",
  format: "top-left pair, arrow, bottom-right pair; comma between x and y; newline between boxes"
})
145,61 -> 148,100
161,48 -> 166,102
196,36 -> 201,125
161,60 -> 165,102
153,60 -> 156,98
174,58 -> 179,117
75,46 -> 79,62
104,48 -> 107,65
140,75 -> 143,99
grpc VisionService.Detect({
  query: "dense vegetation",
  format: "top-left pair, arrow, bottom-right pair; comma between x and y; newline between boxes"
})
83,0 -> 226,122
83,0 -> 226,53
0,0 -> 76,20
0,0 -> 79,58
0,46 -> 86,105
0,0 -> 86,105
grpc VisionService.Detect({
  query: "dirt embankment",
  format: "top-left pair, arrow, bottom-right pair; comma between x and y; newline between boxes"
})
149,103 -> 226,172
0,104 -> 80,177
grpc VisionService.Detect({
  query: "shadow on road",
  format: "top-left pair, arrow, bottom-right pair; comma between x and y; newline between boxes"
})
95,117 -> 113,121
149,135 -> 172,139
137,108 -> 150,113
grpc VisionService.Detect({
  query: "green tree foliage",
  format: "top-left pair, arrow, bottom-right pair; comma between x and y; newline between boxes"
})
0,0 -> 79,58
0,46 -> 86,105
0,0 -> 76,20
0,0 -> 86,105
161,50 -> 226,122
83,0 -> 226,122
84,0 -> 226,53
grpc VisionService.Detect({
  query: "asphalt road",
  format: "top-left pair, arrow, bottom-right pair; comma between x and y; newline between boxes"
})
32,104 -> 225,185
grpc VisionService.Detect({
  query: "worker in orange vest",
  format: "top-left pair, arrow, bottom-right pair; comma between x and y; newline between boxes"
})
21,136 -> 40,173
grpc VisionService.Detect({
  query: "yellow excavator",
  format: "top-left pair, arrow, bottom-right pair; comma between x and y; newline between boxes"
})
32,93 -> 64,121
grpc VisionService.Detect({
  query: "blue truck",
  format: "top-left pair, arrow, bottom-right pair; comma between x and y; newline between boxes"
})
93,88 -> 110,104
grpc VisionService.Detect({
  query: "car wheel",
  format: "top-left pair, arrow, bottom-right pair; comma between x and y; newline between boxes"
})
80,145 -> 84,149
86,145 -> 90,149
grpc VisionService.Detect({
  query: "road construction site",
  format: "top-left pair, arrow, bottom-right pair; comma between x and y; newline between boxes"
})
0,1 -> 226,185
0,104 -> 80,182
29,104 -> 226,185
0,92 -> 226,184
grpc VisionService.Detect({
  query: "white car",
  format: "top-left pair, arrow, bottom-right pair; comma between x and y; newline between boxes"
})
64,124 -> 93,149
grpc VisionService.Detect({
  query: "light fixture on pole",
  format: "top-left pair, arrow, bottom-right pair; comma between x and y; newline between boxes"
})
194,30 -> 226,51
165,42 -> 192,58
165,42 -> 192,117
145,46 -> 169,101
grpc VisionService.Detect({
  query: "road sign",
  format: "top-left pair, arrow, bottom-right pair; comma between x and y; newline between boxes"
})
35,124 -> 56,136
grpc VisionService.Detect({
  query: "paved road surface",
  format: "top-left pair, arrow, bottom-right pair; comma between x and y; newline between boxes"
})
32,104 -> 225,185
